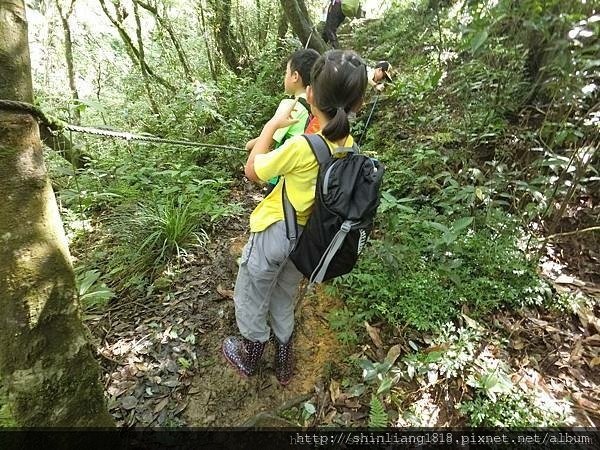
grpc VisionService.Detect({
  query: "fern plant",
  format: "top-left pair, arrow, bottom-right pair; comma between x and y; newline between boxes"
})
368,395 -> 387,428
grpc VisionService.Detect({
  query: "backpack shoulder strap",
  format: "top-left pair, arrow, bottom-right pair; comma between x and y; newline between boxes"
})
282,179 -> 298,247
282,134 -> 329,247
303,134 -> 331,164
296,97 -> 312,131
297,97 -> 310,113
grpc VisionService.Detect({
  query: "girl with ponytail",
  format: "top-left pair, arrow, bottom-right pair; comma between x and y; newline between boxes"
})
223,50 -> 367,385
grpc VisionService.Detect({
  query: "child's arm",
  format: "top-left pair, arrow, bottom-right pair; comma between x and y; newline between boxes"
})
245,137 -> 258,151
245,100 -> 299,182
245,99 -> 297,152
368,77 -> 385,92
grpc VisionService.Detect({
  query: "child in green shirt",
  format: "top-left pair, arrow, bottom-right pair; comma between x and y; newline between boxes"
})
245,49 -> 320,194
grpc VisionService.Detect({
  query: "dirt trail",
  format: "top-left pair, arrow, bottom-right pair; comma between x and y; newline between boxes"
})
89,196 -> 346,427
89,193 -> 599,427
183,235 -> 345,427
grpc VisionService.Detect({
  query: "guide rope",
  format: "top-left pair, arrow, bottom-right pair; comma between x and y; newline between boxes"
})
0,99 -> 243,151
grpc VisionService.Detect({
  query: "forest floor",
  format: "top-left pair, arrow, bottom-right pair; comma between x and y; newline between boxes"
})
85,183 -> 347,427
85,186 -> 600,428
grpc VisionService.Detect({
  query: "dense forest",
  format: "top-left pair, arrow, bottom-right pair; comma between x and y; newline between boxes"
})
0,0 -> 598,430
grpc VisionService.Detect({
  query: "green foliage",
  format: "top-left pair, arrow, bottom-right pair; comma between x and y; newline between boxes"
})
400,322 -> 483,382
214,41 -> 297,141
301,402 -> 317,425
0,379 -> 15,427
388,321 -> 570,427
459,354 -> 570,428
48,140 -> 242,295
104,190 -> 239,291
332,206 -> 547,332
368,395 -> 388,428
134,197 -> 208,265
459,392 -> 562,427
328,306 -> 367,345
331,1 -> 592,342
177,357 -> 192,370
75,269 -> 114,310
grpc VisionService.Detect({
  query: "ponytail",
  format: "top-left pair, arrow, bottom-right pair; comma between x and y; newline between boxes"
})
322,107 -> 350,142
310,50 -> 367,143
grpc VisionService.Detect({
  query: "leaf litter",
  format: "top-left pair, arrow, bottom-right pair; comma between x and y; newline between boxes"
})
87,202 -> 346,427
85,191 -> 599,428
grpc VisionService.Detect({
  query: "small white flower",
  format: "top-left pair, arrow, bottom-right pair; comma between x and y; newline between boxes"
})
582,83 -> 597,95
569,27 -> 582,39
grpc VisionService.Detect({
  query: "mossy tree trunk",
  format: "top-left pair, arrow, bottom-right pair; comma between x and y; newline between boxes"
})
0,0 -> 114,427
207,0 -> 243,74
280,0 -> 327,53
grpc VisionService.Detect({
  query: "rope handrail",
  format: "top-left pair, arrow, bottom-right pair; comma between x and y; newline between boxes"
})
0,99 -> 244,151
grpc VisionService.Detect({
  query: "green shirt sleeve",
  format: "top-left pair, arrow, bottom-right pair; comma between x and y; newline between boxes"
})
272,99 -> 309,146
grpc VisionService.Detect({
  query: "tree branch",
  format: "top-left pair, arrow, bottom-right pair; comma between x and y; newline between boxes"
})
542,226 -> 600,242
135,0 -> 193,81
98,0 -> 176,93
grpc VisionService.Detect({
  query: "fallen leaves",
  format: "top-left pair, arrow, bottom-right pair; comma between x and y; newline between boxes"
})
572,392 -> 600,413
365,321 -> 383,349
94,271 -> 216,426
555,274 -> 586,287
216,284 -> 235,300
575,304 -> 600,334
120,396 -> 138,410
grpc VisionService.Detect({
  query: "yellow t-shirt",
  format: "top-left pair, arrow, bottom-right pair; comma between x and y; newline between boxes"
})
250,133 -> 355,233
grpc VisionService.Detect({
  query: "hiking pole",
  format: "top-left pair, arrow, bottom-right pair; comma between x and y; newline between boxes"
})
305,28 -> 315,49
358,92 -> 380,145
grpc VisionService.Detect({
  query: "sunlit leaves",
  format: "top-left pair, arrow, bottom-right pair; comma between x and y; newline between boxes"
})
469,29 -> 488,52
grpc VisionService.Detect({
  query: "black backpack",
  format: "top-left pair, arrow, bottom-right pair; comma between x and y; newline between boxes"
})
283,134 -> 384,284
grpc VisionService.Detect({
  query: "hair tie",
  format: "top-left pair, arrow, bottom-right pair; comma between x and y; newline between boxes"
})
337,106 -> 345,115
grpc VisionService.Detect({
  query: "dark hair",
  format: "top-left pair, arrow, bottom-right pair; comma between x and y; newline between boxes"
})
310,50 -> 367,142
288,49 -> 320,87
374,61 -> 391,71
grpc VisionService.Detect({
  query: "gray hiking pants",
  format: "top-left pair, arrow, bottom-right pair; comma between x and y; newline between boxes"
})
233,221 -> 303,344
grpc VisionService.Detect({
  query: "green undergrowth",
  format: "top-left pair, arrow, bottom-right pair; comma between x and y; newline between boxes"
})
43,38 -> 302,300
324,0 -> 597,427
46,142 -> 242,297
329,207 -> 549,337
361,321 -> 571,427
330,0 -> 596,341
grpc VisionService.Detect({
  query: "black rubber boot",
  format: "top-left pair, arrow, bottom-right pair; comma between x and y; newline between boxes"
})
222,336 -> 266,377
273,335 -> 294,385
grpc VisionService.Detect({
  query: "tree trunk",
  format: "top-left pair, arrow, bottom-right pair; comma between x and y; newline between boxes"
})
135,0 -> 193,82
0,2 -> 32,101
0,0 -> 113,427
277,9 -> 288,42
207,0 -> 242,74
55,0 -> 81,124
279,0 -> 327,53
196,1 -> 217,81
39,125 -> 86,168
234,0 -> 251,66
256,0 -> 268,47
